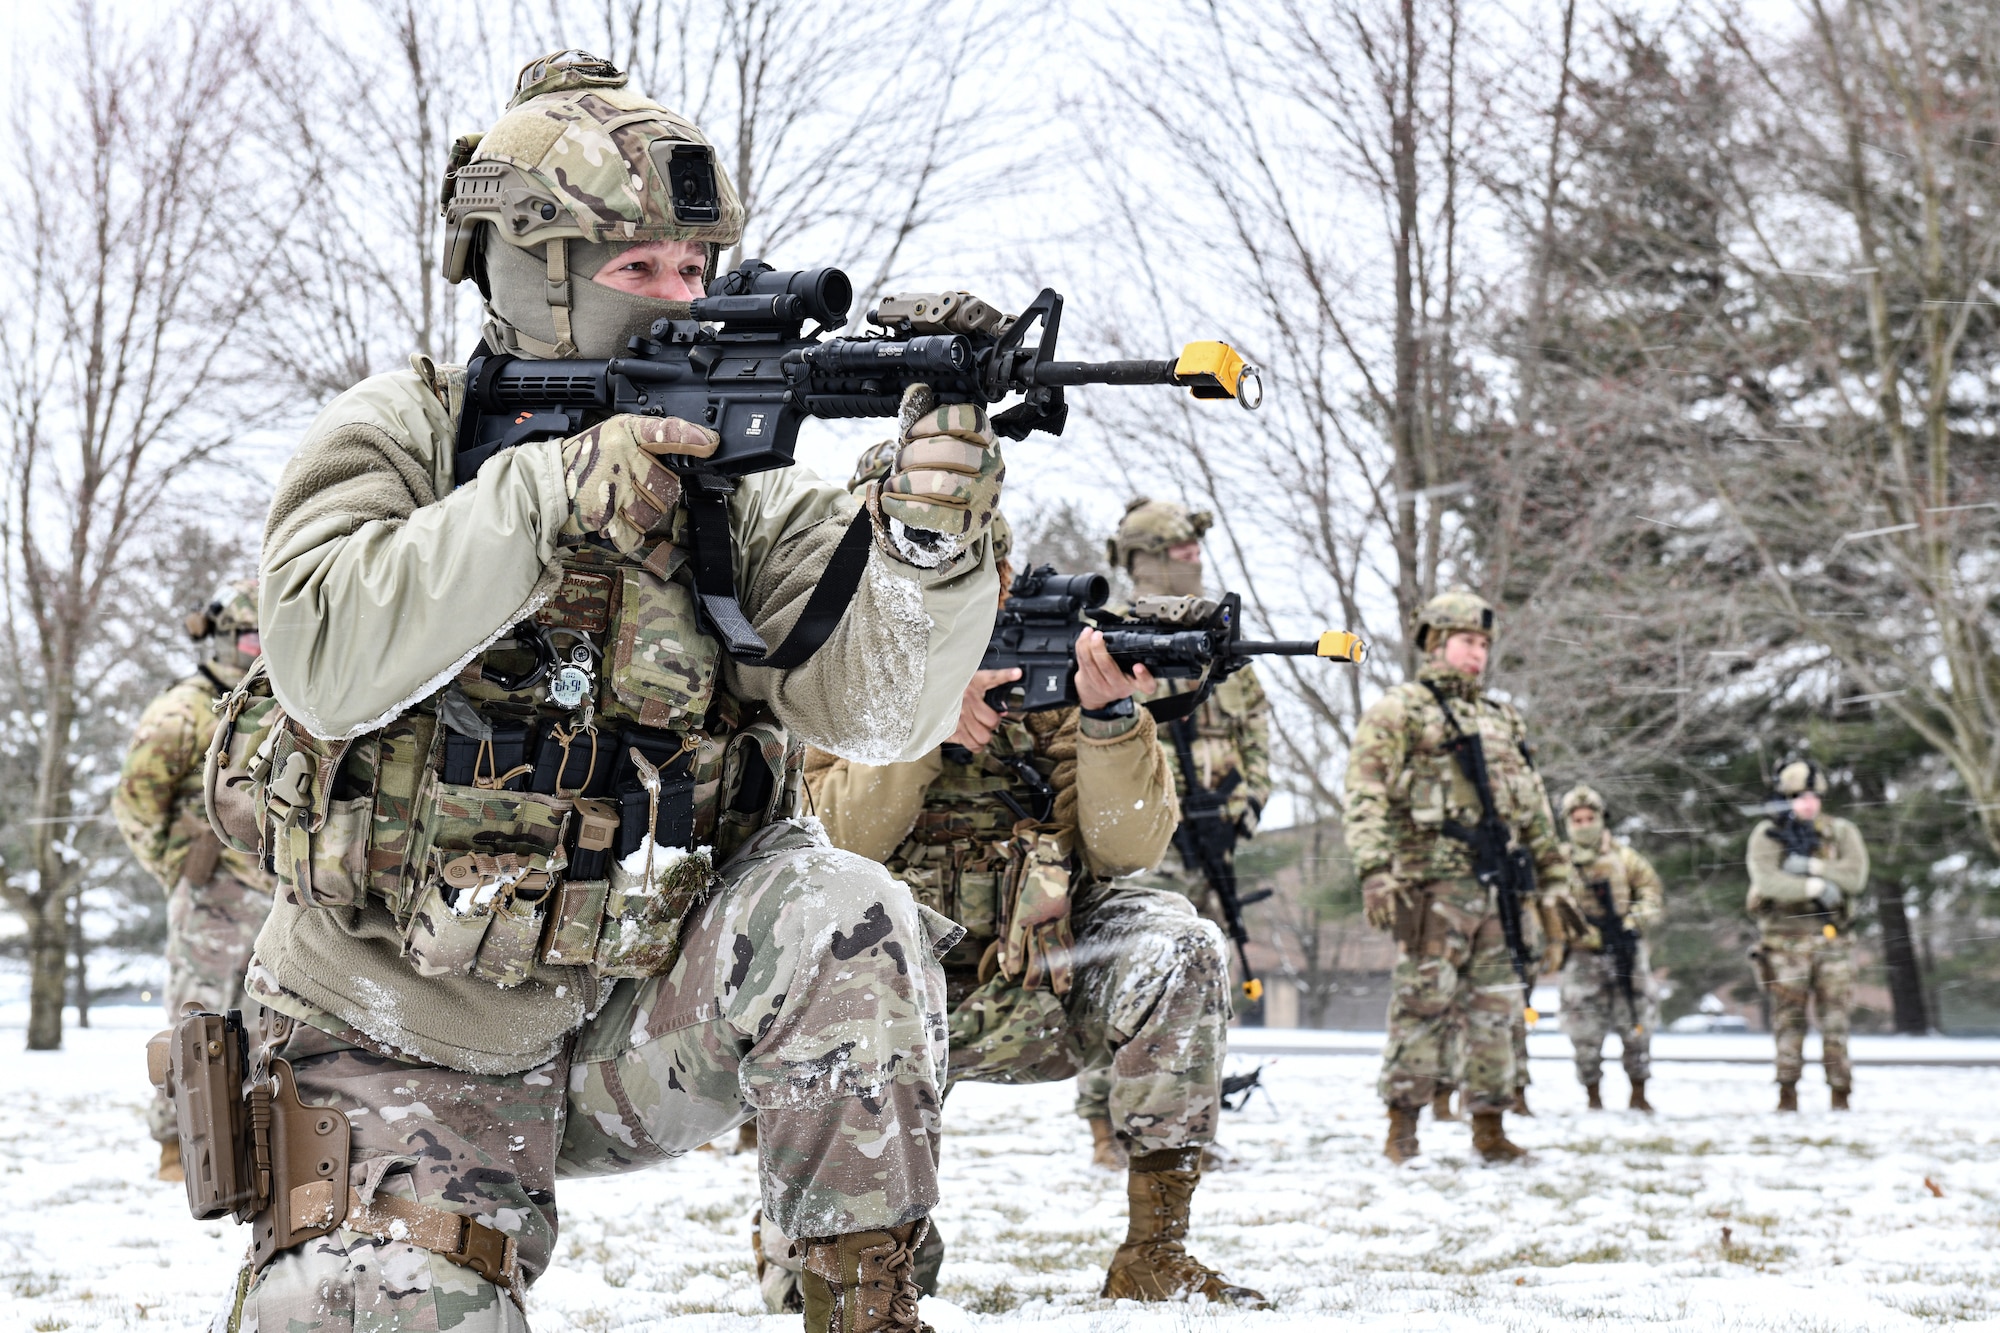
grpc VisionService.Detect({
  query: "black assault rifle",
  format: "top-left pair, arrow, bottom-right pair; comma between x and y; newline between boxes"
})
1586,876 -> 1643,1031
1422,683 -> 1542,1018
975,565 -> 1365,724
972,564 -> 1366,1007
452,263 -> 1262,671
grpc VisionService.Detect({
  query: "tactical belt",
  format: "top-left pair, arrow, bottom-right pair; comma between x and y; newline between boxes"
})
339,1186 -> 522,1301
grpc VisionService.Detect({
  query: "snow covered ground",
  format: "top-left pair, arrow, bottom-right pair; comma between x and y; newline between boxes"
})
7,1007 -> 2000,1332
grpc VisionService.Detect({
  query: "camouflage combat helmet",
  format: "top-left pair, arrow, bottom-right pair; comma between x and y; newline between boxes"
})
1560,783 -> 1607,818
1412,587 -> 1495,652
1775,758 -> 1828,797
440,49 -> 745,358
185,578 -> 259,685
1106,496 -> 1212,571
184,578 -> 258,640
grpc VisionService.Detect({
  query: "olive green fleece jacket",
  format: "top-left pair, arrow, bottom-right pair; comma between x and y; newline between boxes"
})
259,362 -> 996,755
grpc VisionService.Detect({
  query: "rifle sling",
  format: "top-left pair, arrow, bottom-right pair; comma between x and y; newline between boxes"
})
684,480 -> 875,669
1420,681 -> 1505,839
1421,681 -> 1539,989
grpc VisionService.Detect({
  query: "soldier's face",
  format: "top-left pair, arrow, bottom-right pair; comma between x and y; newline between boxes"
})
1167,540 -> 1202,565
1440,630 -> 1489,675
236,631 -> 260,657
1791,791 -> 1822,821
1568,807 -> 1602,839
592,239 -> 709,301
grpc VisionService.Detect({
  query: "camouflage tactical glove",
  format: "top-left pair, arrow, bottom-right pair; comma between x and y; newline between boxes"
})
560,413 -> 719,553
1542,889 -> 1591,944
873,382 -> 1004,556
1362,871 -> 1403,931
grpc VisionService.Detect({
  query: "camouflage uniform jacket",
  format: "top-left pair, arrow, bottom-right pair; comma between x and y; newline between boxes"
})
244,362 -> 999,1075
1342,663 -> 1577,901
114,670 -> 272,892
1746,814 -> 1869,935
1139,665 -> 1270,830
805,707 -> 1178,968
1566,832 -> 1663,948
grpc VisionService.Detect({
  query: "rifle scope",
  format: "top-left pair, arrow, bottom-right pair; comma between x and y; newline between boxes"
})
690,264 -> 852,328
1006,566 -> 1109,614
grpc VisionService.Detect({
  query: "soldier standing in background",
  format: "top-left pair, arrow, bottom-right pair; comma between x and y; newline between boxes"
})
1747,759 -> 1869,1112
1557,784 -> 1664,1112
1076,497 -> 1270,1167
115,579 -> 273,1182
1344,589 -> 1582,1164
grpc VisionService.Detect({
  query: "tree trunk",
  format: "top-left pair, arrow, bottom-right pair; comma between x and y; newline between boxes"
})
26,902 -> 68,1050
69,892 -> 90,1029
1873,879 -> 1928,1035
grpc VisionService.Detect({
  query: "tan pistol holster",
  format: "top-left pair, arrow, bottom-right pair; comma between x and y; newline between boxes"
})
147,1009 -> 350,1253
147,1008 -> 520,1297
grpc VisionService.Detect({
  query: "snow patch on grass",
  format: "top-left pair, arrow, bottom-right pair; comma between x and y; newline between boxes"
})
3,1011 -> 1998,1330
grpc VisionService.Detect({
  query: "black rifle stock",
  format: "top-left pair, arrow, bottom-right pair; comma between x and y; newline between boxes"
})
1421,682 -> 1542,1018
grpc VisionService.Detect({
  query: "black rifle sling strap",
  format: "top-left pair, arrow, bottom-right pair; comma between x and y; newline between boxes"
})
1421,680 -> 1491,827
1169,715 -> 1243,811
1144,675 -> 1217,724
684,477 -> 876,669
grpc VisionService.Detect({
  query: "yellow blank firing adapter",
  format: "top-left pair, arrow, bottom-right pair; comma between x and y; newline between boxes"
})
1175,341 -> 1264,410
1524,1004 -> 1540,1026
1243,978 -> 1264,1003
1316,631 -> 1367,663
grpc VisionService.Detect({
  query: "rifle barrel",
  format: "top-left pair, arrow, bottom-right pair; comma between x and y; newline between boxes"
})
1238,630 -> 1368,662
1234,640 -> 1322,655
1029,359 -> 1179,386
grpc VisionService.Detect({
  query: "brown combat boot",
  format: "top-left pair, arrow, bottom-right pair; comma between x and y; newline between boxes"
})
800,1220 -> 931,1333
157,1139 -> 183,1183
1511,1087 -> 1533,1117
1471,1112 -> 1528,1163
1629,1080 -> 1653,1113
1384,1106 -> 1421,1164
1830,1087 -> 1850,1111
1088,1116 -> 1126,1171
1101,1148 -> 1269,1307
1584,1082 -> 1604,1111
1431,1088 -> 1458,1120
1776,1082 -> 1798,1113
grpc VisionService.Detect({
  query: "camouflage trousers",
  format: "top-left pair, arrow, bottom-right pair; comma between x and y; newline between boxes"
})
760,881 -> 1228,1313
1560,940 -> 1659,1085
1762,929 -> 1854,1090
956,882 -> 1228,1153
218,821 -> 952,1332
150,872 -> 271,1143
1378,878 -> 1523,1115
1073,864 -> 1240,1125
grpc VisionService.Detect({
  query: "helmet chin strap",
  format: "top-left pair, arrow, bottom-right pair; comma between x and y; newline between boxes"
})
543,236 -> 577,358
